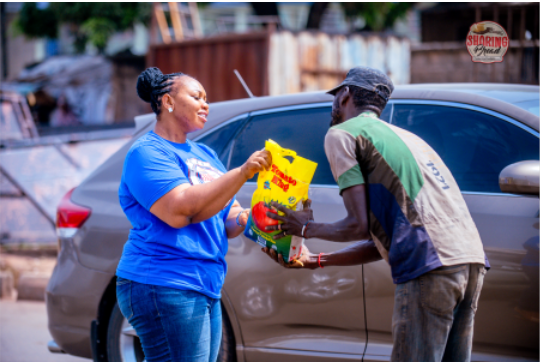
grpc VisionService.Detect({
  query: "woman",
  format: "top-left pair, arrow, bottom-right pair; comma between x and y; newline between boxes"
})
116,67 -> 270,362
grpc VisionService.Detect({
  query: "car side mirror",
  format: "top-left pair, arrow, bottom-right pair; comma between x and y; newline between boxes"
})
499,160 -> 539,195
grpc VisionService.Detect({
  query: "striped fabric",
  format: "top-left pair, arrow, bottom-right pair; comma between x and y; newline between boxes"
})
325,111 -> 487,284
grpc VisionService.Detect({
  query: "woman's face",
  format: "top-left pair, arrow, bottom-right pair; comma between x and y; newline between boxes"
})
169,76 -> 209,133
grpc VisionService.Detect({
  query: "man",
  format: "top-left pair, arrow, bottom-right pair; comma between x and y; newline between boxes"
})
263,67 -> 488,362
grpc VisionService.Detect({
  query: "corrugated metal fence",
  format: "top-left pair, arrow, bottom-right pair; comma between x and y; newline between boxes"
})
269,31 -> 410,96
148,30 -> 411,102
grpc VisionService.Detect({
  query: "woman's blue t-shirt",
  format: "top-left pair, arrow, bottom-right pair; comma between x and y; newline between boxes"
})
116,131 -> 235,299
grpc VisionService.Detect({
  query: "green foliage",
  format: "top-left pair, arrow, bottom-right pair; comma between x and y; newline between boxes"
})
340,3 -> 413,32
50,3 -> 151,32
14,3 -> 58,39
14,2 -> 151,53
80,18 -> 116,53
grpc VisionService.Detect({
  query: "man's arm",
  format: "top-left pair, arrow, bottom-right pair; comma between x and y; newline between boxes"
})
264,240 -> 382,269
266,184 -> 370,242
263,184 -> 383,268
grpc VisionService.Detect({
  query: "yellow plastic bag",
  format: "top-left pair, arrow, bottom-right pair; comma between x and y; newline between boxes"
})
244,139 -> 317,263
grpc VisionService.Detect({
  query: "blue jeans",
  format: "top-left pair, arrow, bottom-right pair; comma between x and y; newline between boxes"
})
116,277 -> 222,362
391,264 -> 486,362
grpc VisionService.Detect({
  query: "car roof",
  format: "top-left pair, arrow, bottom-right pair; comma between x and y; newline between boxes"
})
396,83 -> 539,107
392,83 -> 539,131
135,84 -> 539,139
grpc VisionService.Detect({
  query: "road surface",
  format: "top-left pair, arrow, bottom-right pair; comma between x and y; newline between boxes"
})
0,300 -> 89,362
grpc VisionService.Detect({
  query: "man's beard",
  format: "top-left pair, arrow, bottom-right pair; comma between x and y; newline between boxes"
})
330,107 -> 343,127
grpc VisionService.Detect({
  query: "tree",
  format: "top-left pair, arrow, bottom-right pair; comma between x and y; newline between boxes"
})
340,3 -> 413,32
15,3 -> 151,54
249,2 -> 411,32
250,2 -> 330,30
15,3 -> 58,39
250,3 -> 279,28
306,3 -> 330,29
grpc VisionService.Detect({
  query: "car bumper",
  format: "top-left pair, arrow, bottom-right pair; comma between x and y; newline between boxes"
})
46,237 -> 113,359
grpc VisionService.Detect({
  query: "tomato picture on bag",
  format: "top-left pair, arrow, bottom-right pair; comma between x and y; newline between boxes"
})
251,202 -> 279,231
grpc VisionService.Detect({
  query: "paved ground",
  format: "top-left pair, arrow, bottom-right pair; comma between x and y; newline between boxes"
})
0,300 -> 89,362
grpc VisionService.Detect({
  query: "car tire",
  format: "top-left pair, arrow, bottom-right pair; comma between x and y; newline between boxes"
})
107,303 -> 145,362
217,303 -> 237,362
106,301 -> 237,362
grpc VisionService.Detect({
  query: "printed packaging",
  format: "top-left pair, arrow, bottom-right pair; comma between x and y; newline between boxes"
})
244,140 -> 317,263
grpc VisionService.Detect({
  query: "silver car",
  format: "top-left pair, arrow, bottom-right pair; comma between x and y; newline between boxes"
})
47,84 -> 539,362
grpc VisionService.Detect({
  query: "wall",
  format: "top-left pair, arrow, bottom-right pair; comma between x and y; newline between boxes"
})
109,55 -> 150,123
411,40 -> 539,84
3,12 -> 44,81
148,31 -> 269,102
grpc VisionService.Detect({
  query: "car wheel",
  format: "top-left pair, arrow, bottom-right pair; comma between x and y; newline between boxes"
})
107,301 -> 237,362
217,304 -> 237,362
107,303 -> 145,362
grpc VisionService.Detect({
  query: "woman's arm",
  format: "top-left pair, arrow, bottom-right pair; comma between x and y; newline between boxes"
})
150,150 -> 270,228
224,201 -> 249,238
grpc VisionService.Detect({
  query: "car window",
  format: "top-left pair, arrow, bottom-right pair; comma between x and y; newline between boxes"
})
197,118 -> 245,166
391,104 -> 539,193
229,107 -> 336,185
380,103 -> 392,122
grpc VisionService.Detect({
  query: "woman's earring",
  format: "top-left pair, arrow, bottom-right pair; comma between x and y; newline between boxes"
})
168,107 -> 173,113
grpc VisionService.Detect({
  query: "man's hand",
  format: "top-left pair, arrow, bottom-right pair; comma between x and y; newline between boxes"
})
265,199 -> 314,239
261,244 -> 319,269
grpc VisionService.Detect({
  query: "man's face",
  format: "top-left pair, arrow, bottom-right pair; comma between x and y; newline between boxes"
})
330,88 -> 344,127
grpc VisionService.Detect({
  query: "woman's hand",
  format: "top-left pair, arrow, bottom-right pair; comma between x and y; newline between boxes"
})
237,209 -> 250,226
225,203 -> 249,238
241,150 -> 272,180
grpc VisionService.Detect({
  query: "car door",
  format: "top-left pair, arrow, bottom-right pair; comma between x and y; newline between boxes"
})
362,101 -> 539,361
220,104 -> 368,361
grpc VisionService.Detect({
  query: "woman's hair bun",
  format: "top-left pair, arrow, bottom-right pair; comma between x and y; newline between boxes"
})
136,67 -> 164,103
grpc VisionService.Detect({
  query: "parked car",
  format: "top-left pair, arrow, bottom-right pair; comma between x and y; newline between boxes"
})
46,84 -> 539,362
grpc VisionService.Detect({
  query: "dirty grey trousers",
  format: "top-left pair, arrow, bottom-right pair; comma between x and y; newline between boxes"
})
391,263 -> 486,362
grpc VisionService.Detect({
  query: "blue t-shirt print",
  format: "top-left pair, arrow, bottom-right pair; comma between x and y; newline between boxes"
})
116,131 -> 235,299
186,158 -> 233,208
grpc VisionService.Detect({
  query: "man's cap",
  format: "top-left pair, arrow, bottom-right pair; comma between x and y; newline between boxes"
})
327,67 -> 394,101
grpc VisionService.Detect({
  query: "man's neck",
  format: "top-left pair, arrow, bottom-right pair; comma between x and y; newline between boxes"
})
343,106 -> 380,123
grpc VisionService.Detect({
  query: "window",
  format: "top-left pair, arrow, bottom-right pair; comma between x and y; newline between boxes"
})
391,104 -> 539,193
380,103 -> 392,122
197,117 -> 245,166
229,107 -> 336,185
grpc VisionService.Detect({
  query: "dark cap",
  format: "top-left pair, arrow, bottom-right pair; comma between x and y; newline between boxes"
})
327,66 -> 394,101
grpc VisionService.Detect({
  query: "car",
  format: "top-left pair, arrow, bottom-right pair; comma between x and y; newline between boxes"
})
46,83 -> 539,362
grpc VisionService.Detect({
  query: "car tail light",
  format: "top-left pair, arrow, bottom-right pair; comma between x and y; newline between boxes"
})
56,188 -> 91,238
